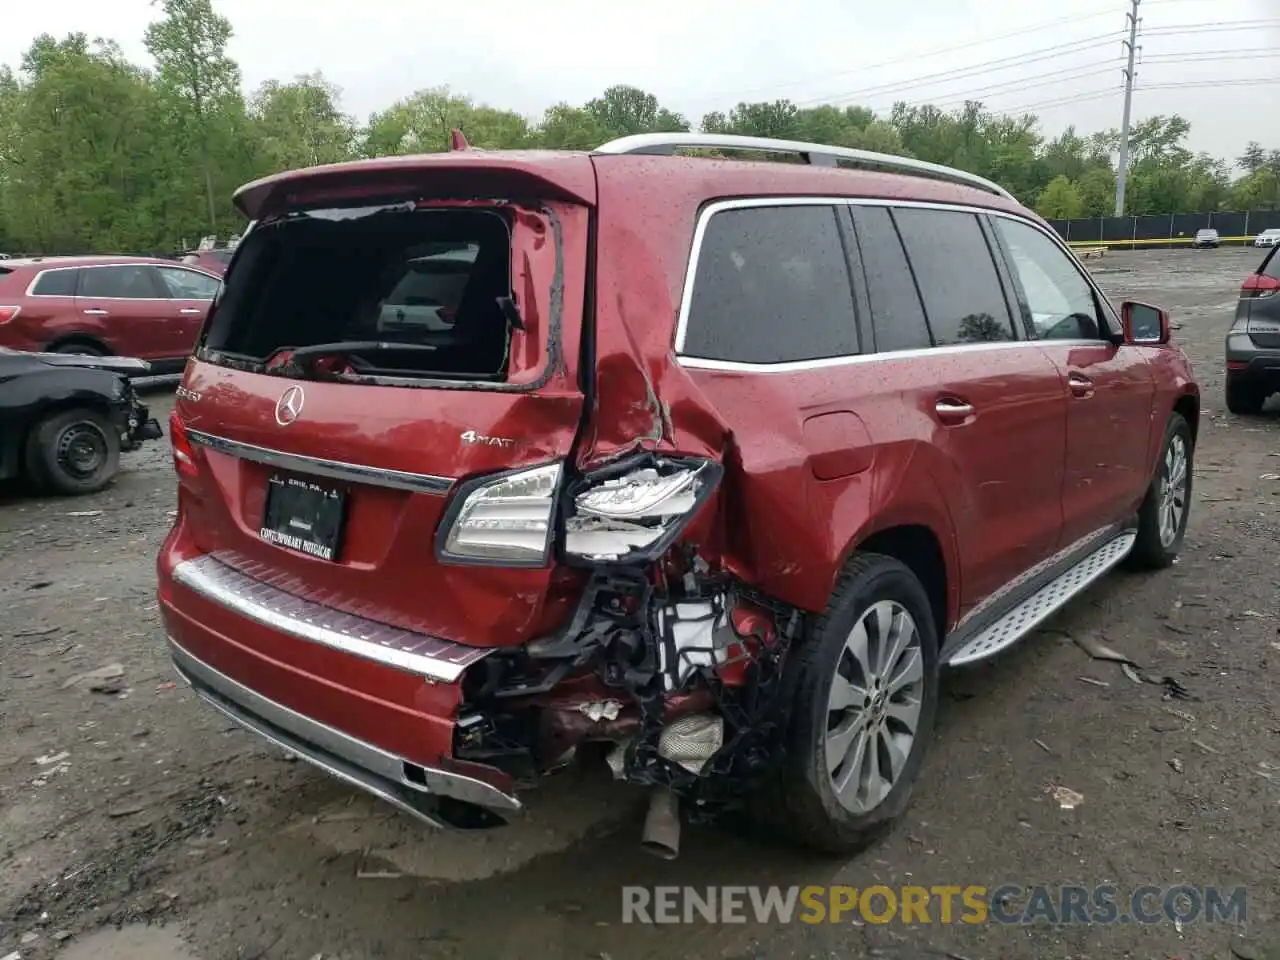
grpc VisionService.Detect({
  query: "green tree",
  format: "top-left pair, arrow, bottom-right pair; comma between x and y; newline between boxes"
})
1036,176 -> 1084,219
1077,166 -> 1116,217
533,103 -> 609,150
252,73 -> 354,171
1238,142 -> 1266,173
2,35 -> 167,252
585,84 -> 688,138
144,0 -> 242,234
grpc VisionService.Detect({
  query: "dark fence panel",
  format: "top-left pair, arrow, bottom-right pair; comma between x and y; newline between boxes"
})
1044,210 -> 1280,249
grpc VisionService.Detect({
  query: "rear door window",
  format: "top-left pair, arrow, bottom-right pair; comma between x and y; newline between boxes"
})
993,217 -> 1104,340
892,208 -> 1018,345
79,265 -> 163,299
682,204 -> 859,364
31,269 -> 79,296
157,266 -> 220,300
849,205 -> 932,352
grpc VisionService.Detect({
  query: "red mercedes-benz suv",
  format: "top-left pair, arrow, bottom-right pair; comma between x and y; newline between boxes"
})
157,133 -> 1199,858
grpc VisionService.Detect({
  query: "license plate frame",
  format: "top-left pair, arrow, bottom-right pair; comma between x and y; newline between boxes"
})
260,473 -> 347,562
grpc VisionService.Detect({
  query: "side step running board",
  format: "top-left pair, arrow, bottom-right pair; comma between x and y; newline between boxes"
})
944,531 -> 1137,667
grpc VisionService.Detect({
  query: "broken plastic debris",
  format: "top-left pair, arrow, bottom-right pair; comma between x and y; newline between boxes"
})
1169,757 -> 1184,773
1260,473 -> 1280,481
576,700 -> 624,722
1073,634 -> 1137,665
1050,785 -> 1085,810
34,752 -> 70,766
65,510 -> 103,517
1077,676 -> 1109,687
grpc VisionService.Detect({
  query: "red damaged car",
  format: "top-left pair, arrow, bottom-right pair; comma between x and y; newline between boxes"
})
157,133 -> 1199,857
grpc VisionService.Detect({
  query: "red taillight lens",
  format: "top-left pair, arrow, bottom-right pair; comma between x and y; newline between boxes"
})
0,306 -> 20,323
168,409 -> 199,478
1241,274 -> 1280,299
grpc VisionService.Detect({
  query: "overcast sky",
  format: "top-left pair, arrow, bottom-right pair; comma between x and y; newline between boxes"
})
3,0 -> 1278,167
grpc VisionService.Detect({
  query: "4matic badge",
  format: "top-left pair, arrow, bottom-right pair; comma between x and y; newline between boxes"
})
460,429 -> 515,448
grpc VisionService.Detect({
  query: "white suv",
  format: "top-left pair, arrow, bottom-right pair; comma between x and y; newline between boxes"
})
1254,228 -> 1280,248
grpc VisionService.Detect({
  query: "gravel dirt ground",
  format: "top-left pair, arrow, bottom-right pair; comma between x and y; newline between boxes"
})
1,248 -> 1277,960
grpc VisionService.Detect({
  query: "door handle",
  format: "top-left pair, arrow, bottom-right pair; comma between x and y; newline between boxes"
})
934,398 -> 974,423
178,308 -> 203,315
1068,373 -> 1095,398
82,308 -> 108,316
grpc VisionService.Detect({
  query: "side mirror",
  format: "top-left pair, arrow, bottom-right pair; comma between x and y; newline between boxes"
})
1122,301 -> 1170,345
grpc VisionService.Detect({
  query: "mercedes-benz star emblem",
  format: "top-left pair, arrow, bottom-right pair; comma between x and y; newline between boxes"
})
275,385 -> 304,426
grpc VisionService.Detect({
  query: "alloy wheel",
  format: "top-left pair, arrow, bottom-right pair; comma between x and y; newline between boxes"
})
825,599 -> 925,815
1158,434 -> 1188,548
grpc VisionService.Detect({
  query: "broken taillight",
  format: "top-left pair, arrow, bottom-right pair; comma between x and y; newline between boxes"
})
1241,274 -> 1280,299
168,410 -> 198,478
0,306 -> 20,323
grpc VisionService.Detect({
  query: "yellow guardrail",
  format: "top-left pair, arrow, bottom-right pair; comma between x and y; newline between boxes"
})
1067,236 -> 1261,248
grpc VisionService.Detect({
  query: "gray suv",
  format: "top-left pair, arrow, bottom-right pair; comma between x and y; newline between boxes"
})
1226,248 -> 1280,413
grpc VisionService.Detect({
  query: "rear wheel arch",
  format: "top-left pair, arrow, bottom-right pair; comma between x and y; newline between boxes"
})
1172,391 -> 1199,448
46,335 -> 112,356
843,523 -> 953,642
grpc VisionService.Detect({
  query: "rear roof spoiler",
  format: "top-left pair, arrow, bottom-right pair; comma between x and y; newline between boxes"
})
232,152 -> 597,219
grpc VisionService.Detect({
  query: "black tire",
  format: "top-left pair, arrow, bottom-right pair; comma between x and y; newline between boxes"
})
1128,412 -> 1193,570
50,341 -> 105,357
751,552 -> 940,855
24,408 -> 121,495
1225,377 -> 1266,416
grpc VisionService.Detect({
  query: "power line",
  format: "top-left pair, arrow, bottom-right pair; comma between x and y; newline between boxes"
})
703,6 -> 1120,101
992,76 -> 1280,117
861,63 -> 1123,113
1144,19 -> 1280,34
798,33 -> 1122,106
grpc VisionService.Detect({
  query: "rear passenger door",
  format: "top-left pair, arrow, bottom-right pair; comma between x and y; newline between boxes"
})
989,215 -> 1156,545
851,204 -> 1069,615
75,264 -> 174,360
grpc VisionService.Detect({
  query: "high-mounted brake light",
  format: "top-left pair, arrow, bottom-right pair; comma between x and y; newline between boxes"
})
168,410 -> 198,478
0,306 -> 20,324
1241,274 -> 1280,299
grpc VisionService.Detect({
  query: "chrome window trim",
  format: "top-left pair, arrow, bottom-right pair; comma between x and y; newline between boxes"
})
24,262 -> 220,300
186,429 -> 454,495
678,339 -> 1105,374
673,196 -> 1121,372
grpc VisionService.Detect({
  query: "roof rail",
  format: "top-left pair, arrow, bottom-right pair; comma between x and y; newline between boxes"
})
593,133 -> 1015,201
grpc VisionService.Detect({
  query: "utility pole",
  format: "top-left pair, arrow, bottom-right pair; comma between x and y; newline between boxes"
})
1114,0 -> 1142,216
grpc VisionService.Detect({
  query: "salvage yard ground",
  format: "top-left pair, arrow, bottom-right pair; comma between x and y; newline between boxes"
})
1,248 -> 1278,960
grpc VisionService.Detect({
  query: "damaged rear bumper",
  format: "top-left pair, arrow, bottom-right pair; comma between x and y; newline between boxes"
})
168,636 -> 522,827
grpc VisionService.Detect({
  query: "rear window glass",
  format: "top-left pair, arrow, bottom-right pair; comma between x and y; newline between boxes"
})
683,204 -> 858,364
204,207 -> 513,382
1264,248 -> 1280,280
79,265 -> 160,299
31,269 -> 78,296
